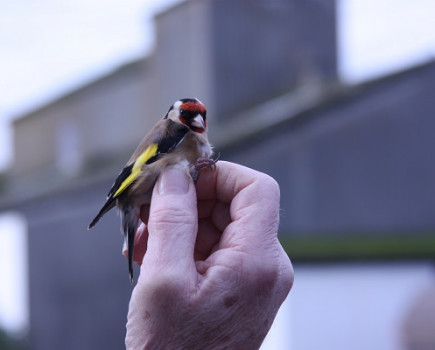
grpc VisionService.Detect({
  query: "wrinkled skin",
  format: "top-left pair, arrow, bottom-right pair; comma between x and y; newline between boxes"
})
124,161 -> 294,350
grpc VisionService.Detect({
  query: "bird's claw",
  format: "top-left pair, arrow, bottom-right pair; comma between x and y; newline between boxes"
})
190,154 -> 219,181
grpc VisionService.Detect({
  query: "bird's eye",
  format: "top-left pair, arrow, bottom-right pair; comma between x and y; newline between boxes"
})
180,110 -> 188,118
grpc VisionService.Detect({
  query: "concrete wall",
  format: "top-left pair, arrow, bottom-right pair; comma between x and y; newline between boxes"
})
210,0 -> 337,116
151,0 -> 336,124
152,0 -> 215,115
12,60 -> 153,177
223,62 -> 435,234
20,178 -> 133,350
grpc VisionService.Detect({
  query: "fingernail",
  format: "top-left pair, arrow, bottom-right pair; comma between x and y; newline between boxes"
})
158,167 -> 189,194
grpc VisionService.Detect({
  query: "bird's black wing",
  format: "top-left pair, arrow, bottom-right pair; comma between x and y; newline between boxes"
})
88,121 -> 189,229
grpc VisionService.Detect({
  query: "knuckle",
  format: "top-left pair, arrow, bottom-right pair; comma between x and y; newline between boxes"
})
244,246 -> 293,295
255,259 -> 280,288
148,206 -> 196,231
257,173 -> 280,199
137,271 -> 188,304
278,251 -> 294,295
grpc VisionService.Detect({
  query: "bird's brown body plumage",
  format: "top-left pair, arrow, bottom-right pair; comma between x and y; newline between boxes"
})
88,98 -> 213,282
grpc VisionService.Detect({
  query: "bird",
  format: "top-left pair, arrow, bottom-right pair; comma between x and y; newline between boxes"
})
88,98 -> 215,283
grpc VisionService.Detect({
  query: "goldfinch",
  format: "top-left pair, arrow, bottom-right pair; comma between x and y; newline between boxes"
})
88,98 -> 214,282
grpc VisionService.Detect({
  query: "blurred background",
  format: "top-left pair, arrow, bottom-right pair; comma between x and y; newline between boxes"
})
1,0 -> 435,349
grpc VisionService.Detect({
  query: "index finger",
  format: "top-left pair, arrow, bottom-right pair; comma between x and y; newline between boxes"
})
196,161 -> 281,251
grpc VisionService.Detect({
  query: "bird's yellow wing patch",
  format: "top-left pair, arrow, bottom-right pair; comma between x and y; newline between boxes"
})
113,143 -> 158,197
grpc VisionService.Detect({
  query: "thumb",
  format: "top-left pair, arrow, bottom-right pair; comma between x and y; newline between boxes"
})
143,166 -> 198,271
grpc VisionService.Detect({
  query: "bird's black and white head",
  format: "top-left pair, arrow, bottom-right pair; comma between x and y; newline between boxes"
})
165,98 -> 207,134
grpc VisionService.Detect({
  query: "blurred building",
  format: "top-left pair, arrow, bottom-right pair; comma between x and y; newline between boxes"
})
1,0 -> 435,349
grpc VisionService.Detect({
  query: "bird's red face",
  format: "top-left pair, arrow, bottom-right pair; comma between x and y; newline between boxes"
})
166,98 -> 207,134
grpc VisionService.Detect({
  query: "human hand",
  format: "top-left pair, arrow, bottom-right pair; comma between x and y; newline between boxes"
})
125,161 -> 293,349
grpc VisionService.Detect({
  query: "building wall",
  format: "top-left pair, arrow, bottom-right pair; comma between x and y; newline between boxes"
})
151,0 -> 336,124
152,0 -> 215,116
12,60 -> 153,177
17,177 -> 132,350
13,105 -> 59,176
210,0 -> 337,117
223,63 -> 435,233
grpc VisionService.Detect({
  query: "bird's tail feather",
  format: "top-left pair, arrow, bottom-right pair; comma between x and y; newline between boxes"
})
121,206 -> 139,284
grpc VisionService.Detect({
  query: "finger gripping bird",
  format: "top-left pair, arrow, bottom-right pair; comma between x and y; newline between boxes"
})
88,98 -> 215,283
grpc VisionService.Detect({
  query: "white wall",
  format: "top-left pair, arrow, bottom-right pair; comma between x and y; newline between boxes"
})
262,262 -> 435,350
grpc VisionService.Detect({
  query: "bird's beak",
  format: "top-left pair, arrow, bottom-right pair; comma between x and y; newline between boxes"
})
191,114 -> 206,130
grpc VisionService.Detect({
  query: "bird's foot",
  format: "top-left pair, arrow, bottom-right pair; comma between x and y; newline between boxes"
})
190,154 -> 219,181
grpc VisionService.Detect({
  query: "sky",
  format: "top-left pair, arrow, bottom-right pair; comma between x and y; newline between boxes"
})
0,0 -> 435,340
339,0 -> 435,82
